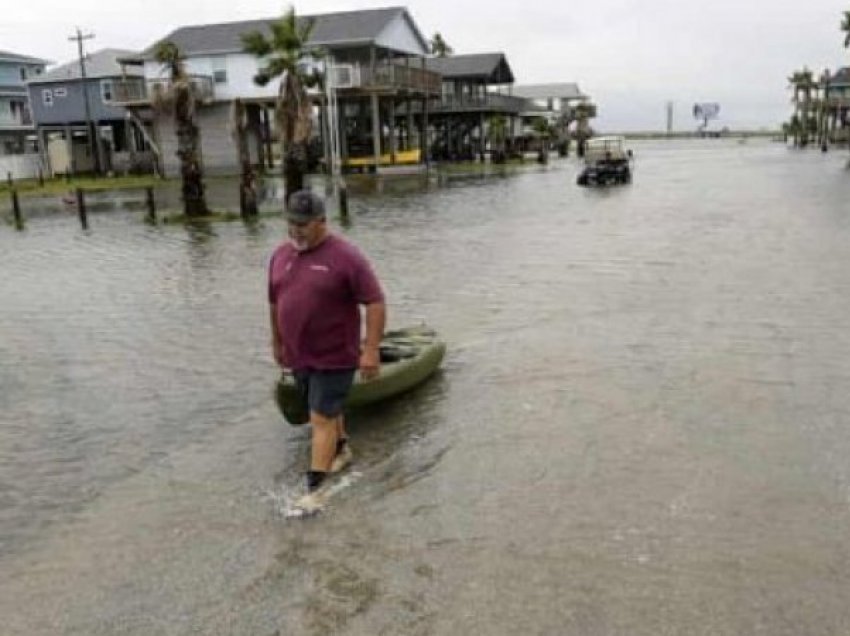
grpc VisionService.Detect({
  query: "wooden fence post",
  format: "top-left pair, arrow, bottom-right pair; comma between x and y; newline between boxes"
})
338,180 -> 349,219
11,189 -> 23,230
145,186 -> 156,223
76,188 -> 88,230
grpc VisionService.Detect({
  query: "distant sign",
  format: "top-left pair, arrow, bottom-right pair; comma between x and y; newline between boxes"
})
693,103 -> 720,121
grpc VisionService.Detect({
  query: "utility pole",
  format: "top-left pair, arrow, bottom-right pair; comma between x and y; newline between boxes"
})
666,101 -> 674,136
69,27 -> 103,175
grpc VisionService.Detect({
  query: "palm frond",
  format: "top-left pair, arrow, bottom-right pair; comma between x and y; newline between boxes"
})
241,31 -> 272,57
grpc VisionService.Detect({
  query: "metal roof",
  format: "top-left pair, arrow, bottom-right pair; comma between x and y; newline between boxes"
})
512,83 -> 587,101
29,49 -> 143,84
136,7 -> 428,59
0,50 -> 50,65
424,53 -> 514,83
829,66 -> 850,86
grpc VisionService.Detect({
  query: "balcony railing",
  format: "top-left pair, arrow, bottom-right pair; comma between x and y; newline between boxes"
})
430,93 -> 529,114
338,62 -> 441,95
112,75 -> 215,105
0,106 -> 32,128
823,96 -> 850,108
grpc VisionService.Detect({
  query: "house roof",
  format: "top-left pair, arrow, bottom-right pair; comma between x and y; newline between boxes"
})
512,83 -> 587,101
136,7 -> 429,59
424,53 -> 514,84
828,66 -> 850,86
0,50 -> 50,65
29,49 -> 143,84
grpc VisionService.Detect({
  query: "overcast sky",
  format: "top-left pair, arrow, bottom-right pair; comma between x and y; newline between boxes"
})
3,0 -> 849,131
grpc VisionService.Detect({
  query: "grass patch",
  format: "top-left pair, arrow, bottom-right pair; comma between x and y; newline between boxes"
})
0,175 -> 169,198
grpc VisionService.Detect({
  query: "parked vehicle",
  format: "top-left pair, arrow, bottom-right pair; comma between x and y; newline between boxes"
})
577,136 -> 633,186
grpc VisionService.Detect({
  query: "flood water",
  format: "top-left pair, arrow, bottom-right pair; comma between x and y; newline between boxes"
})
3,139 -> 850,635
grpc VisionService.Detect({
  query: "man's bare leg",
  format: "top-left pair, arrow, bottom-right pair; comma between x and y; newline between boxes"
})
310,411 -> 338,477
330,415 -> 352,472
292,412 -> 338,512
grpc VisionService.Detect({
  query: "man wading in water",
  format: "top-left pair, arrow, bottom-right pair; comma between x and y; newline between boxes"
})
268,190 -> 386,512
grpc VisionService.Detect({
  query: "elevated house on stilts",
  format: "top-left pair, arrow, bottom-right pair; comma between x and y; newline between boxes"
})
418,53 -> 524,162
113,7 -> 441,177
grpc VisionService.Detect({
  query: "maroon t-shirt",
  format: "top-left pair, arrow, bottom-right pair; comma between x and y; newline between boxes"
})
268,234 -> 384,370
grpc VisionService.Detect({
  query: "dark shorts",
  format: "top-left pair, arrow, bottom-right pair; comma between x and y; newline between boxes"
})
293,368 -> 356,418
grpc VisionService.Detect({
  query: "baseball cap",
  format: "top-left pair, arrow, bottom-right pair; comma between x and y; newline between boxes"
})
286,190 -> 326,223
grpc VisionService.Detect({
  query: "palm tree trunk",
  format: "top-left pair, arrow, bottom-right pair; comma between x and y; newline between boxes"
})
802,92 -> 810,147
232,99 -> 257,217
238,134 -> 257,217
175,85 -> 207,217
278,74 -> 311,204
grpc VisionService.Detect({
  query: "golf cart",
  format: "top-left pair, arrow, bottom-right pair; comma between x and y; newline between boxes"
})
577,136 -> 633,186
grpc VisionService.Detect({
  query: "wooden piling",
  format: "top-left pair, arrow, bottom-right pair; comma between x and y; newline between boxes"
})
338,181 -> 349,219
145,186 -> 156,223
76,188 -> 88,230
11,189 -> 23,230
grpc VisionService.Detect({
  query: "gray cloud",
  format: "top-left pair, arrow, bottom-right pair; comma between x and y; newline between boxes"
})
3,0 -> 848,130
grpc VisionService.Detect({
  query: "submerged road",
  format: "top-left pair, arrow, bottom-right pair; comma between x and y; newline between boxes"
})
3,140 -> 850,634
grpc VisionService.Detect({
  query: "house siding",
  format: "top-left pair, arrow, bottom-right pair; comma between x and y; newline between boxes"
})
0,62 -> 44,86
28,78 -> 130,125
375,14 -> 428,56
144,54 -> 282,102
159,102 -> 240,176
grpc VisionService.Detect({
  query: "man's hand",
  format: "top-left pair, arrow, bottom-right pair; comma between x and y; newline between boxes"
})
359,345 -> 381,381
272,340 -> 288,368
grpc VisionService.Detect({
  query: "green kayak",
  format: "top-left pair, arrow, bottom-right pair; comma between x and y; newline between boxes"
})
275,325 -> 446,425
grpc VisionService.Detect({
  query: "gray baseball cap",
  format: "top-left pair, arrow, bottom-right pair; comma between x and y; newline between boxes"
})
286,190 -> 326,223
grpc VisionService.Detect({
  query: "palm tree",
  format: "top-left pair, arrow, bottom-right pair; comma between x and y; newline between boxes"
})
487,114 -> 508,164
153,41 -> 208,217
555,110 -> 574,157
788,68 -> 815,147
842,12 -> 850,151
572,101 -> 597,158
531,117 -> 551,164
229,98 -> 258,216
430,32 -> 453,57
788,114 -> 803,146
242,8 -> 323,203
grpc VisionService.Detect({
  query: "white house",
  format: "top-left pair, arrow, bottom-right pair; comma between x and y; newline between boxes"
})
117,7 -> 440,176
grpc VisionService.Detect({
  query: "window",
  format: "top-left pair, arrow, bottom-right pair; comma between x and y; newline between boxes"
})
20,67 -> 27,81
212,57 -> 227,84
100,80 -> 113,103
53,87 -> 67,98
42,89 -> 53,107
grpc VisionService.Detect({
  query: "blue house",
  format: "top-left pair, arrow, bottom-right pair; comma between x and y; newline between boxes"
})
0,50 -> 49,155
26,48 -> 155,175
